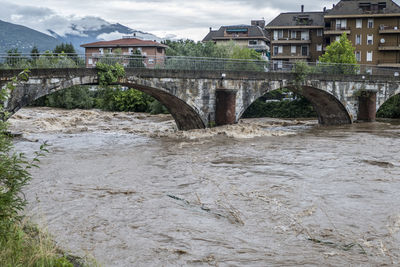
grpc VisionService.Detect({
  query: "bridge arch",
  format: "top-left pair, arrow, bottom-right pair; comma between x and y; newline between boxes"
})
4,74 -> 205,130
238,85 -> 352,125
120,82 -> 205,130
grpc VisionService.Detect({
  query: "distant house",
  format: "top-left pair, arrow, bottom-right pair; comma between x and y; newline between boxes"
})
80,37 -> 168,67
202,20 -> 270,59
266,7 -> 325,68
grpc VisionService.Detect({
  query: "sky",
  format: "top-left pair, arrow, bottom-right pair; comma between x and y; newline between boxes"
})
0,0 -> 395,41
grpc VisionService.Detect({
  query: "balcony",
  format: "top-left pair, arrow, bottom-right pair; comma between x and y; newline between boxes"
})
379,26 -> 400,34
247,44 -> 268,51
324,27 -> 351,35
377,59 -> 400,68
378,42 -> 400,51
271,54 -> 310,60
271,38 -> 311,44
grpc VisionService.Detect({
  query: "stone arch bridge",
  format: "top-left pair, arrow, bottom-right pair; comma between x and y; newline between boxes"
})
0,68 -> 399,130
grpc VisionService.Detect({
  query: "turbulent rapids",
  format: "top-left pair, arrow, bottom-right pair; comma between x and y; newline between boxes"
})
9,107 -> 400,266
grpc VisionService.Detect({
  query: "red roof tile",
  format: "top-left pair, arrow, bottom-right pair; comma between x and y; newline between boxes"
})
81,38 -> 167,48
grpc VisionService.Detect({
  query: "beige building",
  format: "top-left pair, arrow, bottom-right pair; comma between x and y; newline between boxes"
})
202,20 -> 270,58
266,6 -> 325,68
81,37 -> 167,68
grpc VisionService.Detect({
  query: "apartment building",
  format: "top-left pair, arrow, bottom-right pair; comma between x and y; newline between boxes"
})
202,20 -> 270,58
81,37 -> 167,68
266,0 -> 400,68
266,5 -> 325,68
325,0 -> 400,67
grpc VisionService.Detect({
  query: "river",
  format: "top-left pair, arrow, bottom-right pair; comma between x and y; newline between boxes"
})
9,107 -> 400,266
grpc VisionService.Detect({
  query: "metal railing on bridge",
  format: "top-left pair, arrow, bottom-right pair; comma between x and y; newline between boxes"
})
0,53 -> 400,76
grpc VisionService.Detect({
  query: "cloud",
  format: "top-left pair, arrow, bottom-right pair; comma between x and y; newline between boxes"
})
97,31 -> 125,41
1,0 -> 397,40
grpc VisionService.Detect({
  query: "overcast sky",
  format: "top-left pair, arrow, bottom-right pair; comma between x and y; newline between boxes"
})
1,0 -> 397,40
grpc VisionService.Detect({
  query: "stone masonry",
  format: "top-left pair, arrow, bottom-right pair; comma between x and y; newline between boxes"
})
1,68 -> 399,130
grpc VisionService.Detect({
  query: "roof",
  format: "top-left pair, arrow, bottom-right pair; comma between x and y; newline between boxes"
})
266,12 -> 325,28
202,24 -> 269,42
326,0 -> 400,16
81,38 -> 168,48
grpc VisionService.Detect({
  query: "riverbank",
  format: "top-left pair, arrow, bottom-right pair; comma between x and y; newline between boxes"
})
0,219 -> 95,266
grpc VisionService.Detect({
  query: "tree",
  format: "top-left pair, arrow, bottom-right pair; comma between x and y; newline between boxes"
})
163,39 -> 265,71
53,43 -> 76,54
318,33 -> 359,74
53,43 -> 81,65
30,46 -> 40,59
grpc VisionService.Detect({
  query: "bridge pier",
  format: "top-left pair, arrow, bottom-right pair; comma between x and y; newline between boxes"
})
215,88 -> 237,126
357,91 -> 377,122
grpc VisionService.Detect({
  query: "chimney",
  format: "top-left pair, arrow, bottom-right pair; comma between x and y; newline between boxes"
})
209,27 -> 212,32
323,7 -> 326,12
333,4 -> 335,8
301,5 -> 304,12
251,19 -> 265,28
133,33 -> 136,37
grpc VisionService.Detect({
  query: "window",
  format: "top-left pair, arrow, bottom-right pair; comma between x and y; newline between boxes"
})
148,58 -> 154,64
355,51 -> 361,62
291,30 -> 297,39
278,30 -> 284,39
335,35 -> 341,42
273,46 -> 278,55
273,30 -> 278,40
88,58 -> 93,65
316,44 -> 322,51
367,51 -> 373,62
356,34 -> 362,45
301,30 -> 309,40
107,48 -> 112,53
367,34 -> 373,45
336,19 -> 347,29
99,48 -> 104,54
128,48 -> 134,54
278,46 -> 283,54
273,60 -> 283,70
291,45 -> 296,53
301,45 -> 309,56
317,29 -> 323,37
356,19 -> 362,28
249,40 -> 258,45
368,19 -> 374,28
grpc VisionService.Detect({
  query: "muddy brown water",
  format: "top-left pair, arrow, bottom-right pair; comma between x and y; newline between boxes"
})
9,107 -> 400,266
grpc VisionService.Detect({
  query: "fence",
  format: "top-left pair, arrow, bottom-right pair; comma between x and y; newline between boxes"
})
0,53 -> 400,76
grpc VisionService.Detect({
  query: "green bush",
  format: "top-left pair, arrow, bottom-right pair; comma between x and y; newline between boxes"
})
0,70 -> 45,233
112,88 -> 151,112
33,85 -> 170,115
377,94 -> 400,118
243,89 -> 317,118
96,62 -> 125,86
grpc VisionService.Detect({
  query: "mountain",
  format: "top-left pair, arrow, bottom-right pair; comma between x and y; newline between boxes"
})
0,20 -> 61,53
0,17 -> 162,54
45,16 -> 162,53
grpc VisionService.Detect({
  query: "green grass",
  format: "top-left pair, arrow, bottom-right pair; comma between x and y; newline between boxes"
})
0,220 -> 99,267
